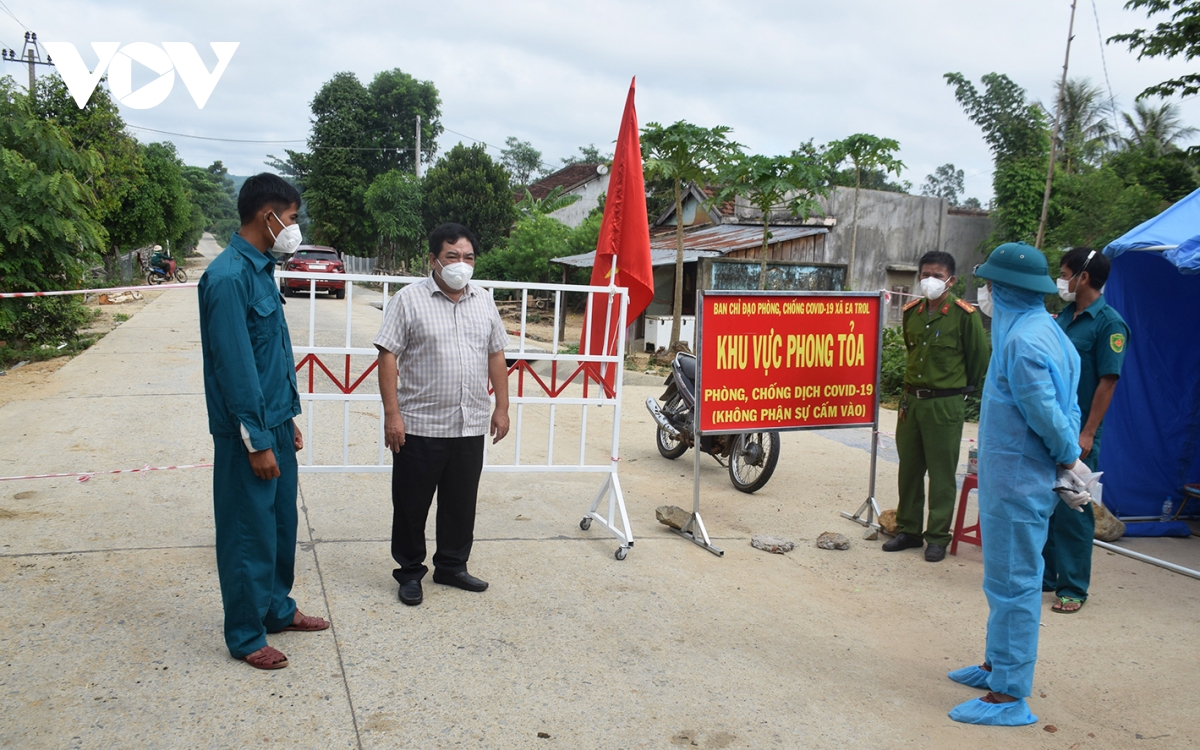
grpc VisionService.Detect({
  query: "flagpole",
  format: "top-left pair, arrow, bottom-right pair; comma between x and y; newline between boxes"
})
602,254 -> 618,383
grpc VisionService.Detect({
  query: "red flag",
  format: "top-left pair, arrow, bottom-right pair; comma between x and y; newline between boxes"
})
582,78 -> 653,390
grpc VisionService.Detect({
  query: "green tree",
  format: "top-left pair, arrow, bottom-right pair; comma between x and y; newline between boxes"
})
1108,142 -> 1199,202
1120,100 -> 1198,155
1055,77 -> 1117,173
1110,1 -> 1200,99
1045,167 -> 1161,250
474,213 -> 572,286
945,72 -> 1051,244
138,141 -> 202,253
714,144 -> 834,289
0,77 -> 105,345
421,143 -> 518,252
364,169 -> 425,272
562,144 -> 612,166
515,185 -> 581,217
827,133 -> 905,289
33,73 -> 148,280
831,167 -> 909,193
921,163 -> 966,205
290,69 -> 442,256
641,120 -> 741,346
367,69 -> 442,175
182,161 -> 239,246
501,137 -> 546,188
289,72 -> 374,255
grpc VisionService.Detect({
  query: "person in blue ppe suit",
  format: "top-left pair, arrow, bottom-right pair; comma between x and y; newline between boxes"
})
198,174 -> 329,670
947,243 -> 1087,726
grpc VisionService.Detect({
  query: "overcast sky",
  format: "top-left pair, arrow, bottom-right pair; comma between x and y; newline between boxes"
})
4,0 -> 1198,204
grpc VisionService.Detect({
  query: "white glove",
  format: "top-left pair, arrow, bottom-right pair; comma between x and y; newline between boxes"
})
1066,460 -> 1091,483
1054,466 -> 1092,511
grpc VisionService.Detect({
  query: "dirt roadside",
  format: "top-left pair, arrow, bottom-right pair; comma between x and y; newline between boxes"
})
0,258 -> 205,408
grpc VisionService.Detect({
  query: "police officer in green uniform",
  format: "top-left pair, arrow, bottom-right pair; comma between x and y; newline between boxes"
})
885,251 -> 990,562
1042,247 -> 1128,613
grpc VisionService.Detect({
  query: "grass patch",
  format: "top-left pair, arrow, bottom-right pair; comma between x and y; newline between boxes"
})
0,336 -> 97,370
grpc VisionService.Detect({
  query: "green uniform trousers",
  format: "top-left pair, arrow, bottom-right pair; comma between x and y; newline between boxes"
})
1041,443 -> 1099,600
212,419 -> 298,658
895,395 -> 965,547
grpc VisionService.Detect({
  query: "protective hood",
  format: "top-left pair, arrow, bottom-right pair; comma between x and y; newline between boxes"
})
988,281 -> 1047,357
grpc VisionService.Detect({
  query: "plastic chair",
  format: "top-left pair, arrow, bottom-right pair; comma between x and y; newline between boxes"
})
1174,483 -> 1200,520
950,473 -> 981,555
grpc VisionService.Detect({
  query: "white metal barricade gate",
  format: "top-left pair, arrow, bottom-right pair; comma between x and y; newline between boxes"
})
276,269 -> 635,559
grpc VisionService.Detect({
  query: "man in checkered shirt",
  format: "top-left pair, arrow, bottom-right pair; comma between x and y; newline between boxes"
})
373,223 -> 510,606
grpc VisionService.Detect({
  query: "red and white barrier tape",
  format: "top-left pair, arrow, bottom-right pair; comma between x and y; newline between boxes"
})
0,462 -> 213,483
0,282 -> 197,299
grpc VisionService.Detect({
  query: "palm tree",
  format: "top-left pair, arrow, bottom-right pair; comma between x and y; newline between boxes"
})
1121,101 -> 1199,156
1054,77 -> 1117,173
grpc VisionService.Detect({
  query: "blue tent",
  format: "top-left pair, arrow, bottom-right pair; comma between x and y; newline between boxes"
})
1102,187 -> 1200,523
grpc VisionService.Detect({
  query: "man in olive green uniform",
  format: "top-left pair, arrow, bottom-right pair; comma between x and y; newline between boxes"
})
1042,247 -> 1128,613
885,251 -> 990,562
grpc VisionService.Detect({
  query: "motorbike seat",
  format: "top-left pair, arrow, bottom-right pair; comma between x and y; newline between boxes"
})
675,353 -> 697,391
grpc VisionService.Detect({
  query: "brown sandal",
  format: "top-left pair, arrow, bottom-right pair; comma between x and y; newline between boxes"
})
273,609 -> 330,633
242,645 -> 288,670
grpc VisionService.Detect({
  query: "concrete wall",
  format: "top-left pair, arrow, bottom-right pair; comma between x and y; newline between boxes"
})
547,171 -> 611,228
732,187 -> 993,295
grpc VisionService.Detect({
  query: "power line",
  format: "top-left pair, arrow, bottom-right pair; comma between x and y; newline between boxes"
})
442,126 -> 566,175
0,1 -> 28,31
1090,0 -> 1123,139
126,124 -> 306,144
125,123 -> 417,151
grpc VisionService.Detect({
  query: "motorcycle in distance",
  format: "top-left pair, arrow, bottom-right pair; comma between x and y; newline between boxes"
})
644,351 -> 780,493
145,254 -> 187,285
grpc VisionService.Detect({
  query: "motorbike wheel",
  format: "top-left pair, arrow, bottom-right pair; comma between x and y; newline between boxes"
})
728,431 -> 780,493
174,269 -> 188,283
655,395 -> 688,460
147,272 -> 161,285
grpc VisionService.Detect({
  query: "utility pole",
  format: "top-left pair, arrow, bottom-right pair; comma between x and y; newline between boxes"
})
1035,0 -> 1078,250
415,114 -> 422,178
1,32 -> 55,104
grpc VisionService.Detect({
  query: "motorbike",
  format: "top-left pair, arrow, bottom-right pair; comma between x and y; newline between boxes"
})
644,351 -> 780,494
147,257 -> 187,285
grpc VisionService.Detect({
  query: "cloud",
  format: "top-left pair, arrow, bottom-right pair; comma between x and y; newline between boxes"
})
5,0 -> 1199,206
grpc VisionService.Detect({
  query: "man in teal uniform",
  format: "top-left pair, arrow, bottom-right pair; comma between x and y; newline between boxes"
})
884,251 -> 990,562
198,174 -> 328,670
1042,247 -> 1129,613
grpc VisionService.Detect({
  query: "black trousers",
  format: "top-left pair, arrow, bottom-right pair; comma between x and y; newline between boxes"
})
391,434 -> 485,584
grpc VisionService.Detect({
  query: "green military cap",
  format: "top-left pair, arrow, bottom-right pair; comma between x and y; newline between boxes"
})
975,242 -> 1057,294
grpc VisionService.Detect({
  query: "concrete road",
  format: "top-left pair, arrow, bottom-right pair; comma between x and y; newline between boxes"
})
1,234 -> 1198,749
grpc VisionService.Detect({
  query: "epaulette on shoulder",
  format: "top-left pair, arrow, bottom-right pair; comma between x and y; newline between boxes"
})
955,298 -> 976,313
903,298 -> 921,312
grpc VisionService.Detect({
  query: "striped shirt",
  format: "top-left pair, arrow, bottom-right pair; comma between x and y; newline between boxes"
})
373,276 -> 508,438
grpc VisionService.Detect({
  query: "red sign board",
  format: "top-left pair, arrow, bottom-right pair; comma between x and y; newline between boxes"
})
698,292 -> 882,434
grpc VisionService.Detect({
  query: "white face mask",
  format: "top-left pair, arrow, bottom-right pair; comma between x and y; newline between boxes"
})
1056,277 -> 1076,303
919,276 -> 948,299
976,284 -> 993,316
436,259 -> 473,291
267,213 -> 302,255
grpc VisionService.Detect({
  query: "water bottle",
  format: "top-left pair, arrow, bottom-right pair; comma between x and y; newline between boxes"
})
1161,498 -> 1174,522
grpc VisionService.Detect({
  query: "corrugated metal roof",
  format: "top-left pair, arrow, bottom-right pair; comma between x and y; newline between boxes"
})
650,223 -> 827,253
551,248 -> 722,268
552,224 -> 828,268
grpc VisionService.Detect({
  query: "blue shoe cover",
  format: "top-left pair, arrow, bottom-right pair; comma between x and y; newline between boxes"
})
949,697 -> 1037,726
948,665 -> 991,689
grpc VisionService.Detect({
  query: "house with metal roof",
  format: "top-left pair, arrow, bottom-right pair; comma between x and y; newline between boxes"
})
552,181 -> 993,349
518,163 -> 611,228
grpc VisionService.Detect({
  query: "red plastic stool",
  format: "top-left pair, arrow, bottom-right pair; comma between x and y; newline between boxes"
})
950,473 -> 981,555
